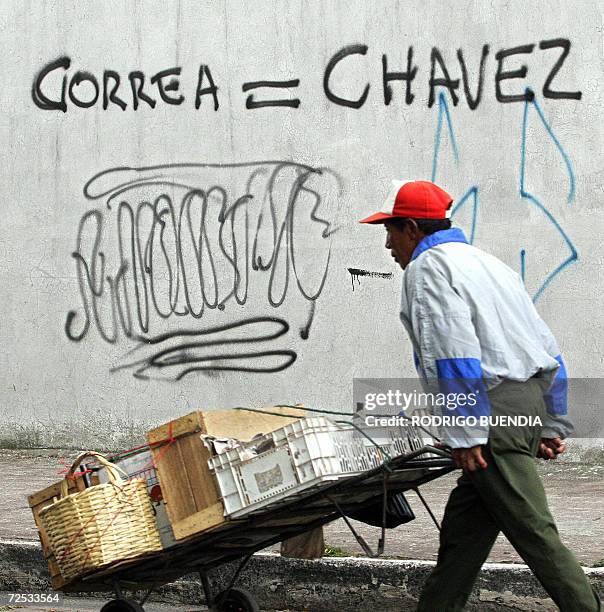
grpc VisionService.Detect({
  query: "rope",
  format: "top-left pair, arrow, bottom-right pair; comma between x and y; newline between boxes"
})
232,404 -> 356,418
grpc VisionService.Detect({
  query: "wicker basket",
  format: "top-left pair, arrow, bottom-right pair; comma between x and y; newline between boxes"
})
39,451 -> 162,582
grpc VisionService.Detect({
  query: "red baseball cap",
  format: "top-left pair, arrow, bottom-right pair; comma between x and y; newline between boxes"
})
360,180 -> 453,224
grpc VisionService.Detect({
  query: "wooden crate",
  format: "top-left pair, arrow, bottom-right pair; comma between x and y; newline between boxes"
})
147,406 -> 306,540
28,470 -> 96,590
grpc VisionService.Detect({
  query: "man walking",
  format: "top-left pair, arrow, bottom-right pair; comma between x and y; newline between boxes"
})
360,180 -> 601,611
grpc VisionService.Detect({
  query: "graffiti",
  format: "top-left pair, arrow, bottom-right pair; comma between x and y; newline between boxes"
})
33,40 -> 581,112
347,268 -> 393,291
53,35 -> 583,377
243,80 -> 301,109
32,57 -> 220,112
111,316 -> 296,381
519,89 -> 578,300
431,91 -> 480,244
431,90 -> 578,301
65,162 -> 342,376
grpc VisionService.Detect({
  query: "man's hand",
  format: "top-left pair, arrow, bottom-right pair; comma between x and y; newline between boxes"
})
537,437 -> 566,460
451,445 -> 488,472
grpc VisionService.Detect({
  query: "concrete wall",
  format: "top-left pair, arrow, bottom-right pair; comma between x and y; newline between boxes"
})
0,0 -> 602,446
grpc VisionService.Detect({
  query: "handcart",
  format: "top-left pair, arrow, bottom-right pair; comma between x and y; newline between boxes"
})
60,444 -> 453,612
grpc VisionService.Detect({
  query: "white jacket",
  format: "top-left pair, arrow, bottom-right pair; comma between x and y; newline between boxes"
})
399,228 -> 572,448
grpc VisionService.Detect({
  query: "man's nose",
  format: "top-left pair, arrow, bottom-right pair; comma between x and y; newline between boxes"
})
385,236 -> 391,249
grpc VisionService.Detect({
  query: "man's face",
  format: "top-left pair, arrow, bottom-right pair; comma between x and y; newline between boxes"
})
384,220 -> 419,269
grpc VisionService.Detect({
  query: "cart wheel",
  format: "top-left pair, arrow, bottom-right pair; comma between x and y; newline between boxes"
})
100,598 -> 145,612
214,587 -> 260,612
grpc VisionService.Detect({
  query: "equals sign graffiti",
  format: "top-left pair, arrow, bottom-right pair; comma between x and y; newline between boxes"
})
347,268 -> 393,291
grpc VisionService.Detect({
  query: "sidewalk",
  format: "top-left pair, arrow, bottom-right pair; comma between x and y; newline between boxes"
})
1,541 -> 602,612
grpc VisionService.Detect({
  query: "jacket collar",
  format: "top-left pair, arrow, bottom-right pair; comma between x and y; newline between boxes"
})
411,228 -> 469,262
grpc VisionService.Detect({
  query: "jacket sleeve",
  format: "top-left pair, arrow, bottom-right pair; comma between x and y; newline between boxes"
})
534,318 -> 573,439
411,264 -> 490,449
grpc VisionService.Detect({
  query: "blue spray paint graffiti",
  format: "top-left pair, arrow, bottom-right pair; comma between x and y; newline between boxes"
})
519,88 -> 578,301
431,92 -> 479,244
431,90 -> 578,302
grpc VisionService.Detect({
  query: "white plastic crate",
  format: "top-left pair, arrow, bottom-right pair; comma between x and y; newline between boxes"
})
208,416 -> 427,518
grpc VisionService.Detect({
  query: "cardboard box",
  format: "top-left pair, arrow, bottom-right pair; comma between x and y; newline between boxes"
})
147,406 -> 306,540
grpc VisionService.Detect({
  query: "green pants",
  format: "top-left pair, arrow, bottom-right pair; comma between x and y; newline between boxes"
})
417,379 -> 601,612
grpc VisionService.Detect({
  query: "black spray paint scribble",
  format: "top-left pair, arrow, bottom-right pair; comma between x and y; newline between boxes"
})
33,40 -> 580,113
347,268 -> 393,291
112,316 -> 296,381
65,162 -> 342,376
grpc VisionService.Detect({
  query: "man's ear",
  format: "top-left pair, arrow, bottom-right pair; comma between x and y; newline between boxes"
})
406,219 -> 421,239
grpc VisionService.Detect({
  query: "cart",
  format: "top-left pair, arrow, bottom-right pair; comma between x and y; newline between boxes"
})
59,445 -> 453,612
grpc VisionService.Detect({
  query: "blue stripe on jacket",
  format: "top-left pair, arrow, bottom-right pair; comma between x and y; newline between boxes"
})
543,354 -> 568,416
435,357 -> 491,418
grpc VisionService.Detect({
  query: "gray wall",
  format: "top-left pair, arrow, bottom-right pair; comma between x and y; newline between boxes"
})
0,0 -> 602,446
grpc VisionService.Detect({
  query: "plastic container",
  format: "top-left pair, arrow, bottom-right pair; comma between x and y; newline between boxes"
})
208,416 -> 427,518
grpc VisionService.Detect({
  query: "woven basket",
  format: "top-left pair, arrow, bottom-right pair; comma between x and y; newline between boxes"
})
39,451 -> 162,582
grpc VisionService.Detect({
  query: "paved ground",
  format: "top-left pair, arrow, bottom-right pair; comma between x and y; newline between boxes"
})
3,448 -> 603,566
0,595 -> 208,611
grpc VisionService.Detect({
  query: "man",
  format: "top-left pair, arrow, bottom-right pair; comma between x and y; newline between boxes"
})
360,180 -> 601,611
